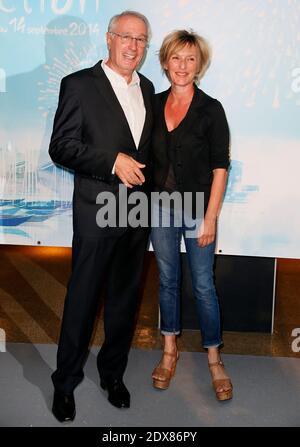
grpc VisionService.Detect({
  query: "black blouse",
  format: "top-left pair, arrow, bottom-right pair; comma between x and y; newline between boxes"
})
152,84 -> 230,214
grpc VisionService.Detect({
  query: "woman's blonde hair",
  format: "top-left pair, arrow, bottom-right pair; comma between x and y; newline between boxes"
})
159,29 -> 211,82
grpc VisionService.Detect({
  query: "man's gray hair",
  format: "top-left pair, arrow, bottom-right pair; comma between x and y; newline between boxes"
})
108,10 -> 151,39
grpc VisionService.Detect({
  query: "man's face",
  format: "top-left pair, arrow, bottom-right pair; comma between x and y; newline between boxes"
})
106,15 -> 148,79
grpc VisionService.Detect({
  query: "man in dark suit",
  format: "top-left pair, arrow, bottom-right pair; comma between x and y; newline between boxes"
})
49,10 -> 154,422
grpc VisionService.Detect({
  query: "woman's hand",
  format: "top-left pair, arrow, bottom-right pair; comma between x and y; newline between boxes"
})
197,168 -> 228,248
197,217 -> 217,248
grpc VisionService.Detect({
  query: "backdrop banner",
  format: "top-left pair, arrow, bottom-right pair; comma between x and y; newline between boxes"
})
0,0 -> 299,258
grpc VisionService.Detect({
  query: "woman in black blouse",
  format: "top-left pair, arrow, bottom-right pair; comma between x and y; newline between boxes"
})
151,30 -> 232,400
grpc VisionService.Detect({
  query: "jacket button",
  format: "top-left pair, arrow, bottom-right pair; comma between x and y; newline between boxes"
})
177,163 -> 182,167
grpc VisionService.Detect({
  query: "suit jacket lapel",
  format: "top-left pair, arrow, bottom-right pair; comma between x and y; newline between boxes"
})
92,61 -> 151,151
92,61 -> 136,148
138,76 -> 153,150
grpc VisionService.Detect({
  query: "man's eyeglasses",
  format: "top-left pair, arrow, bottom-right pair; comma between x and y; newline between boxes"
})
109,32 -> 148,48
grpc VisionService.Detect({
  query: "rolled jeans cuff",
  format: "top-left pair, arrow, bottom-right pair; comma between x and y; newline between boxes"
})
161,330 -> 181,336
202,340 -> 223,349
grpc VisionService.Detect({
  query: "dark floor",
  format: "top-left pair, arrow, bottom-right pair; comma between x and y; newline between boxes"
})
0,245 -> 299,357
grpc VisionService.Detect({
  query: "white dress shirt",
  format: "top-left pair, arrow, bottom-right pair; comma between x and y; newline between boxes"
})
101,59 -> 146,149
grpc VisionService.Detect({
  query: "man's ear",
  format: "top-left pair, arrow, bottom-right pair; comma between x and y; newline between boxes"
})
106,32 -> 111,50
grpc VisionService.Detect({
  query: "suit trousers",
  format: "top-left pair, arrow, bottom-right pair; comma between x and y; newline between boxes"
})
51,227 -> 149,395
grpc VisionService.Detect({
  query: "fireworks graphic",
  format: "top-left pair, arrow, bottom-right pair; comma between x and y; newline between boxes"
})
152,0 -> 300,108
37,40 -> 97,121
220,0 -> 300,108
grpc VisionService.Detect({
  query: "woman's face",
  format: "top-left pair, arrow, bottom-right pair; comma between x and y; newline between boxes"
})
165,44 -> 199,88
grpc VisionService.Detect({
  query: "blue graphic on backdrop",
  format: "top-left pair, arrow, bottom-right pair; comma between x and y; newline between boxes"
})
0,7 -> 103,245
0,0 -> 300,257
224,161 -> 259,204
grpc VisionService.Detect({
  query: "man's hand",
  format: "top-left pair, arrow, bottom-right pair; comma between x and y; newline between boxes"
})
114,153 -> 146,188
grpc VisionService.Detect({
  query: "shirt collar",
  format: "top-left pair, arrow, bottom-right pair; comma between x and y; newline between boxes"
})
101,59 -> 140,88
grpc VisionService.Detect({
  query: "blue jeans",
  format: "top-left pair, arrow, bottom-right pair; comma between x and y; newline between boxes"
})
151,202 -> 222,348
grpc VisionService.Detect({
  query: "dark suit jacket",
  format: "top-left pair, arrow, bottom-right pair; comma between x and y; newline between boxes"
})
49,60 -> 154,236
152,85 -> 230,215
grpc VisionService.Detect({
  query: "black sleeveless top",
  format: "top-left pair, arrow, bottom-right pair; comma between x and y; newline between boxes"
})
159,109 -> 190,193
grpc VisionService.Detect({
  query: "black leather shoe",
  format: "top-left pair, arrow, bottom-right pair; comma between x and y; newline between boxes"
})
100,379 -> 130,408
52,390 -> 76,422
